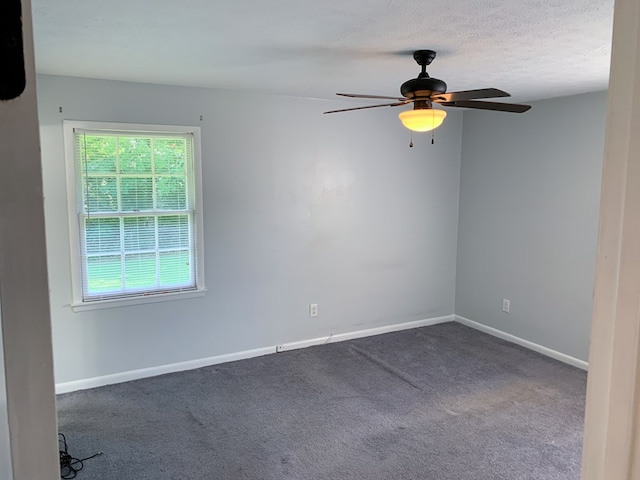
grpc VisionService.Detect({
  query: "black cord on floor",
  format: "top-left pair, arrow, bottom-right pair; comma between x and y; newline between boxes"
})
59,433 -> 103,479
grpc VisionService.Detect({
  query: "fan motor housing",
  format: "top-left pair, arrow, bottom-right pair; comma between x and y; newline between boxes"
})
401,76 -> 447,99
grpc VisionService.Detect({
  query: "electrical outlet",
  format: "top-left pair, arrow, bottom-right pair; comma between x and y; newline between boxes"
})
502,299 -> 511,313
309,304 -> 318,318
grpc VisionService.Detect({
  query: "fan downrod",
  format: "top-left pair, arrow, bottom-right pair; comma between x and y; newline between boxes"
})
401,49 -> 446,98
413,50 -> 436,67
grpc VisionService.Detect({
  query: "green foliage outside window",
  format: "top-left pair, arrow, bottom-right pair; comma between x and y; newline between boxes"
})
77,133 -> 194,298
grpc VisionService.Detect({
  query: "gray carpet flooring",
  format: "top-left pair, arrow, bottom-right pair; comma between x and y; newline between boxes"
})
57,322 -> 587,479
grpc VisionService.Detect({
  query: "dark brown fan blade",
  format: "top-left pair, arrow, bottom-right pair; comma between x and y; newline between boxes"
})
440,100 -> 531,113
323,101 -> 410,114
337,93 -> 407,101
431,88 -> 511,103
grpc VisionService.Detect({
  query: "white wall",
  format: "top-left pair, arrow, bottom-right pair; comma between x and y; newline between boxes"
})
38,75 -> 463,384
456,91 -> 606,361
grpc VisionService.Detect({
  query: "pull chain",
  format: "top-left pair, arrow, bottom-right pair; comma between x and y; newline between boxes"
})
431,109 -> 435,144
409,132 -> 413,148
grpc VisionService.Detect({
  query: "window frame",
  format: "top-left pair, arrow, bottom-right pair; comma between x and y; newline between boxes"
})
63,120 -> 206,311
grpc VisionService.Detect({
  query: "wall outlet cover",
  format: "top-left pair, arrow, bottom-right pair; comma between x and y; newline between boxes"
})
502,299 -> 511,313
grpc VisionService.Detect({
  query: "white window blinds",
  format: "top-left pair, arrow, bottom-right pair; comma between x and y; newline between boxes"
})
72,128 -> 199,302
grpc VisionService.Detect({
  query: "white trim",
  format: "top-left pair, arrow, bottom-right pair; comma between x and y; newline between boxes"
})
56,315 -> 454,393
275,315 -> 454,353
454,315 -> 588,371
70,287 -> 207,312
55,346 -> 274,394
1,1 -> 60,476
62,120 -> 206,310
582,0 -> 640,474
55,314 -> 590,394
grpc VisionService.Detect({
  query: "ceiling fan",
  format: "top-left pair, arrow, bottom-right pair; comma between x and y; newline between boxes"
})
324,50 -> 531,132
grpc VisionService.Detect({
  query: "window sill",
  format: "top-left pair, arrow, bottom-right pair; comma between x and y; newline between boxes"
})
70,288 -> 207,312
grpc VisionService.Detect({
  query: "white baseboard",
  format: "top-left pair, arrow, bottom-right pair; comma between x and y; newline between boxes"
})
55,346 -> 274,394
276,314 -> 455,353
56,314 -> 586,393
454,315 -> 589,371
56,314 -> 455,394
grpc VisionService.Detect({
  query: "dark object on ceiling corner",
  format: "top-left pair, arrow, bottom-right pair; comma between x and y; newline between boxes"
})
0,0 -> 27,100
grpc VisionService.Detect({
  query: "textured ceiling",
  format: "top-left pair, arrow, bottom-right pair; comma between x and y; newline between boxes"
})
31,0 -> 614,102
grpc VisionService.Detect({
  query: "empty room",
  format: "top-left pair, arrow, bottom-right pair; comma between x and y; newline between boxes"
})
3,0 -> 632,478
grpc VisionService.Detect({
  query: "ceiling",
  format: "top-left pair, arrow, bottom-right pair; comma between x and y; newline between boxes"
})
31,0 -> 614,103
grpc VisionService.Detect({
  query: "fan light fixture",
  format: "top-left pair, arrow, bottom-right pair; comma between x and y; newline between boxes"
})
398,108 -> 447,132
323,51 -> 532,127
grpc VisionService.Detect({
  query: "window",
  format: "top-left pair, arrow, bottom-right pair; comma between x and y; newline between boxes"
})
64,121 -> 205,310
